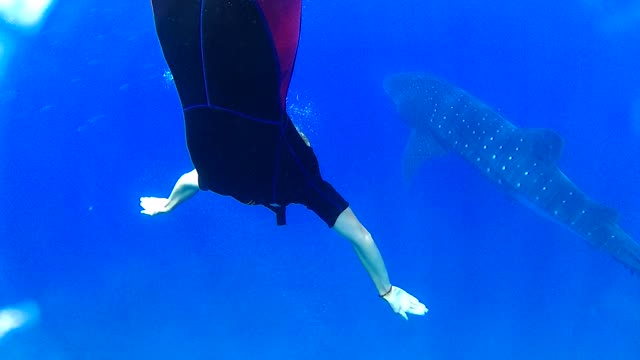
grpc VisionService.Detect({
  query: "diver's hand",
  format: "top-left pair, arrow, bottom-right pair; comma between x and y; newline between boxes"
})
382,286 -> 428,320
140,197 -> 170,216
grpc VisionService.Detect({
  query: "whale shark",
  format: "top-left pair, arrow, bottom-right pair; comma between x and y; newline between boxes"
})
384,72 -> 640,273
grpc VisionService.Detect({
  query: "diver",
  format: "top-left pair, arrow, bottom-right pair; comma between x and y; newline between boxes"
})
141,0 -> 426,320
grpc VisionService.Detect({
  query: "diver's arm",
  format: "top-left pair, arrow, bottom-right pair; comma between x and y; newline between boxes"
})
140,169 -> 200,215
333,207 -> 428,320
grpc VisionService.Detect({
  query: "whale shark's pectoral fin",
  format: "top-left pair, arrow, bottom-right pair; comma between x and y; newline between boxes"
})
517,128 -> 564,164
402,130 -> 448,183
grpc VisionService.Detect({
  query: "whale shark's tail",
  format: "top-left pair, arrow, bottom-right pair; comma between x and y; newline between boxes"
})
585,221 -> 640,274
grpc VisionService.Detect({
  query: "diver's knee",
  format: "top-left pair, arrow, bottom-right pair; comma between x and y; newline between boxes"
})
356,227 -> 374,246
334,207 -> 373,245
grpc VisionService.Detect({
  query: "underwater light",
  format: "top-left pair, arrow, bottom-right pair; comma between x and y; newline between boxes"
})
0,301 -> 40,341
0,0 -> 56,28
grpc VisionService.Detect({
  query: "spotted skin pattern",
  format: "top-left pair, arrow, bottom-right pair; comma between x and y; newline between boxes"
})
384,72 -> 640,274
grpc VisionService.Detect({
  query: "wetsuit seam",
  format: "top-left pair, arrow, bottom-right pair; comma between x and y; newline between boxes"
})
287,3 -> 302,99
199,0 -> 211,106
184,104 -> 281,126
254,0 -> 287,205
253,0 -> 286,113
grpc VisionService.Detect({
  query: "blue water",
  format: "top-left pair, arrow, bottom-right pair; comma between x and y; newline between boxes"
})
1,0 -> 639,358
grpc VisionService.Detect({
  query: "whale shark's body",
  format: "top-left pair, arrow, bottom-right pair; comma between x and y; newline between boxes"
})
384,72 -> 640,273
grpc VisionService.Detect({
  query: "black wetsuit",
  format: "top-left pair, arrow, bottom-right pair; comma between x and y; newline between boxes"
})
151,0 -> 349,226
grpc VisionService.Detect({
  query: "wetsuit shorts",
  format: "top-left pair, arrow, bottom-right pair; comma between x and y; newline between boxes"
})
150,0 -> 349,227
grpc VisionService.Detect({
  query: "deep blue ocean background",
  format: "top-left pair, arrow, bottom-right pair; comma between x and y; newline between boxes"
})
1,0 -> 639,358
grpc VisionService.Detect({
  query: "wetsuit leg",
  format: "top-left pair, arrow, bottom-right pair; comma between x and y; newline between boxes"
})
279,115 -> 350,227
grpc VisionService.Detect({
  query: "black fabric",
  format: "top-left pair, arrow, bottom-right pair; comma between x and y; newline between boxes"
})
151,0 -> 349,226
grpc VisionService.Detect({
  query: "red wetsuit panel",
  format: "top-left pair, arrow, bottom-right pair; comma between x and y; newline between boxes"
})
257,0 -> 302,109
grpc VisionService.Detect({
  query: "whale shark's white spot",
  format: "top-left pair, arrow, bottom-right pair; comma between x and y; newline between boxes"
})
524,171 -> 529,175
542,186 -> 547,191
516,183 -> 521,188
502,166 -> 506,170
490,137 -> 494,140
476,157 -> 481,162
508,156 -> 513,160
492,155 -> 496,159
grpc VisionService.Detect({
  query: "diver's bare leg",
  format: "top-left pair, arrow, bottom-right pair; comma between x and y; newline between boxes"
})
140,169 -> 200,215
332,207 -> 392,296
333,207 -> 428,320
